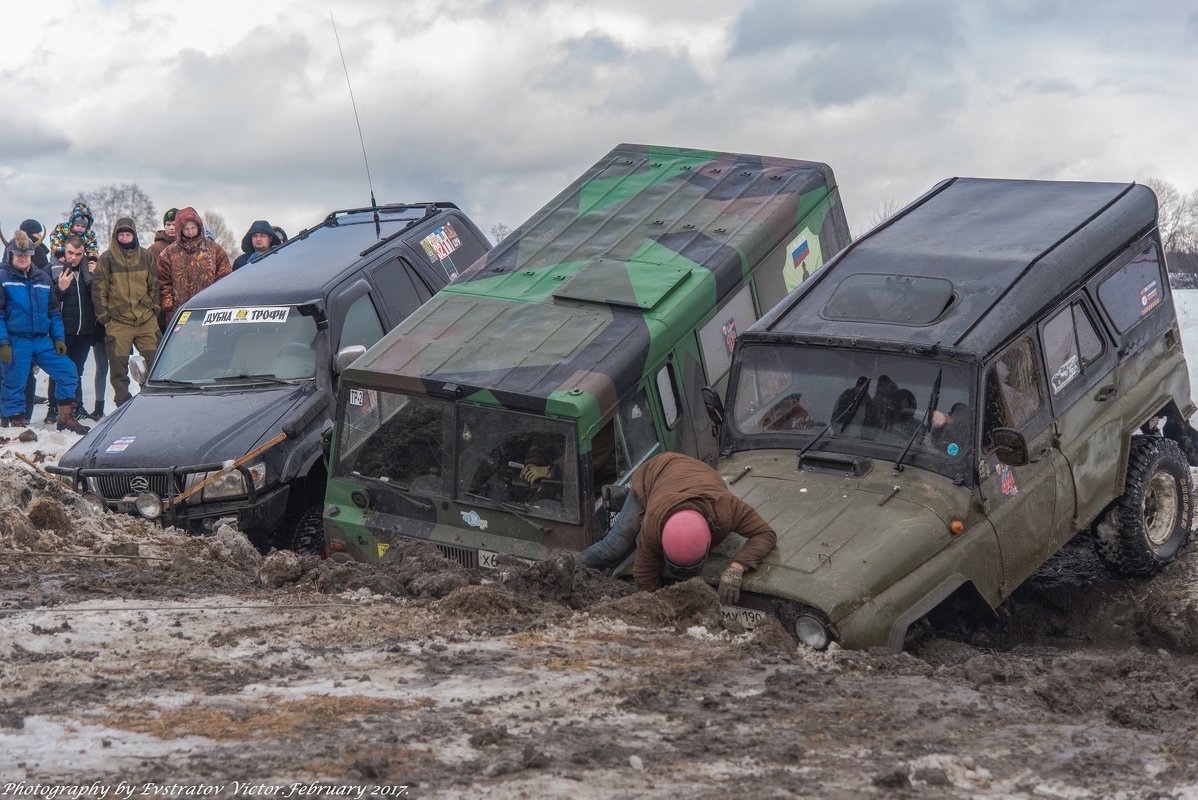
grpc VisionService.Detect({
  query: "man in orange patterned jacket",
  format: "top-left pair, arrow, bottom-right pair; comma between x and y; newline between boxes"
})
156,207 -> 232,325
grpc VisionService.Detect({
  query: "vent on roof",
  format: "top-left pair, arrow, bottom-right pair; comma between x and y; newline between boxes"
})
822,274 -> 956,326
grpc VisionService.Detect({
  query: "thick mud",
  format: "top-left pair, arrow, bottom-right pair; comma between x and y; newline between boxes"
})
2,461 -> 1198,797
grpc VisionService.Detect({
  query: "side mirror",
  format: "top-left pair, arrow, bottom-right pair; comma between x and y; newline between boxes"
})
334,345 -> 367,375
991,427 -> 1029,467
129,354 -> 148,385
701,386 -> 725,427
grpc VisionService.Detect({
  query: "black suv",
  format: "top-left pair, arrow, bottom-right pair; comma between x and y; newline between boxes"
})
52,203 -> 489,550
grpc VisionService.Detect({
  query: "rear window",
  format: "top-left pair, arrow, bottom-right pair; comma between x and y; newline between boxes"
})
1097,244 -> 1164,333
823,274 -> 956,325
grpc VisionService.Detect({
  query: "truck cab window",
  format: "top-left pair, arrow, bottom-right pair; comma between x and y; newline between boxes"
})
614,389 -> 660,478
340,294 -> 385,351
983,337 -> 1045,451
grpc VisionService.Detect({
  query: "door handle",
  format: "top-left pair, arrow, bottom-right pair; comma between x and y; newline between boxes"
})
1094,384 -> 1117,402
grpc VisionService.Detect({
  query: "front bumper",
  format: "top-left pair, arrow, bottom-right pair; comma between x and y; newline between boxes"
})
47,462 -> 289,534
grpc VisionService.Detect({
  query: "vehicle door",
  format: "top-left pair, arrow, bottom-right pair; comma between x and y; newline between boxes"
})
368,255 -> 437,327
1040,293 -> 1120,529
977,336 -> 1074,594
1088,240 -> 1180,443
329,279 -> 387,383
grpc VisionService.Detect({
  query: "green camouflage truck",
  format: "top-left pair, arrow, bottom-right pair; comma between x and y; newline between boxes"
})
323,144 -> 851,563
705,177 -> 1198,650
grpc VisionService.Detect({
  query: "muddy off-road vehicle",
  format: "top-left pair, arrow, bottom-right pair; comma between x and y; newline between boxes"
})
50,203 -> 489,550
701,177 -> 1198,650
324,144 -> 851,563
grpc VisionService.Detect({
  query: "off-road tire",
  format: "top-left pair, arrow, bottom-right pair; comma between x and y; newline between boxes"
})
288,504 -> 326,556
1093,437 -> 1193,576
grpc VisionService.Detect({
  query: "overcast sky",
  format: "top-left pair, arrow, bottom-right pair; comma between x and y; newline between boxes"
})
3,0 -> 1196,247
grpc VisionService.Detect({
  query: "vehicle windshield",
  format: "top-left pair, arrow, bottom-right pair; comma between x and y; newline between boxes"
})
730,344 -> 973,470
335,388 -> 580,524
151,306 -> 320,385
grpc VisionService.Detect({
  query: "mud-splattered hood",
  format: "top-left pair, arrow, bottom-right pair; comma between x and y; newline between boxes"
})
709,451 -> 973,620
59,385 -> 310,470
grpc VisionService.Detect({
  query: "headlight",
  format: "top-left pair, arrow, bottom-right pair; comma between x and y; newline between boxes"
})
135,492 -> 163,519
201,463 -> 267,501
795,613 -> 830,650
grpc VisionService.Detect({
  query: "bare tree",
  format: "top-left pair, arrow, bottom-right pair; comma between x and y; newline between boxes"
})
1142,177 -> 1198,254
201,210 -> 238,263
74,183 -> 158,250
867,198 -> 904,232
489,223 -> 512,245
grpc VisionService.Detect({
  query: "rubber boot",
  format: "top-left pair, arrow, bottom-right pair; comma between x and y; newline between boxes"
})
56,402 -> 90,435
4,414 -> 28,428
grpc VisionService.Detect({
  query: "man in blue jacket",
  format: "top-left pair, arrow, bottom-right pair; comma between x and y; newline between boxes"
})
0,231 -> 90,433
232,220 -> 281,270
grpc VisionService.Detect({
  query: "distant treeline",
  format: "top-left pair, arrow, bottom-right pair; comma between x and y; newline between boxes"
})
1167,251 -> 1198,290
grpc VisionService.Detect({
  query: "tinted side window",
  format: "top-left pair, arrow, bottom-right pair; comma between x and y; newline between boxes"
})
983,337 -> 1045,450
340,294 -> 385,350
1098,244 -> 1164,333
370,258 -> 428,320
1042,302 -> 1104,397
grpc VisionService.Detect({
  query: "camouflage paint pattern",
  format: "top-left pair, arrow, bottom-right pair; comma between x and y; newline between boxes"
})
325,143 -> 851,563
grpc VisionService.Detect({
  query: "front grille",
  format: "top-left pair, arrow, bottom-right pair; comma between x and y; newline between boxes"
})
92,473 -> 177,502
436,543 -> 479,569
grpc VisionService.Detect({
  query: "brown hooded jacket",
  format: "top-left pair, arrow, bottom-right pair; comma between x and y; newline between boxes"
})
156,207 -> 232,321
631,453 -> 776,591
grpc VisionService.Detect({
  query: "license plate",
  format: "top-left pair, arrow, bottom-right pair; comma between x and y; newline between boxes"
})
720,605 -> 766,628
478,549 -> 536,569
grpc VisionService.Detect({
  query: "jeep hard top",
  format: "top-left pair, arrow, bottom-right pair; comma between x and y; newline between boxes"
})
52,203 -> 489,550
324,144 -> 851,565
706,177 -> 1198,649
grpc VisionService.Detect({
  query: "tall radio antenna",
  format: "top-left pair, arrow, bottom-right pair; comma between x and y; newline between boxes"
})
330,9 -> 379,230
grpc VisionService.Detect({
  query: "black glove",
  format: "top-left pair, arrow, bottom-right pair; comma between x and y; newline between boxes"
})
54,340 -> 67,356
0,344 -> 10,364
718,563 -> 745,605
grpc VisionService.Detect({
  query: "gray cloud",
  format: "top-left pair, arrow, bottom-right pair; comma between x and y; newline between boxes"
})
0,125 -> 70,162
535,31 -> 708,113
728,0 -> 964,106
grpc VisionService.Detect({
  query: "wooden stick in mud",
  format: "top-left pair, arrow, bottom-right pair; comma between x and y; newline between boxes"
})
166,432 -> 288,508
14,452 -> 76,492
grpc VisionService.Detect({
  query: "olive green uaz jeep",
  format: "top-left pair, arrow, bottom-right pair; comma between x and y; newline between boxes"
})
703,177 -> 1198,650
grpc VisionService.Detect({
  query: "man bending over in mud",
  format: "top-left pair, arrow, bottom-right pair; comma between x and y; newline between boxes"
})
577,452 -> 776,605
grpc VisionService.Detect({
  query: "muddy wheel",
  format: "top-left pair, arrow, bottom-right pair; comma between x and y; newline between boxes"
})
1093,437 -> 1193,576
288,504 -> 326,556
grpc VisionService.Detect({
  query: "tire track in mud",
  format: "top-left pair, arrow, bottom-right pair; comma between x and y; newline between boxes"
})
2,463 -> 1198,796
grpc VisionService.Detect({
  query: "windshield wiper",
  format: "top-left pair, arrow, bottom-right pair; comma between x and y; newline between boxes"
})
213,373 -> 305,386
798,377 -> 871,461
147,377 -> 200,389
463,491 -> 550,535
894,367 -> 942,472
355,474 -> 434,512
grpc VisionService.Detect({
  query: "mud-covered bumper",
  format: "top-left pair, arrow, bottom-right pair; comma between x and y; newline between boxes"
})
46,463 -> 290,534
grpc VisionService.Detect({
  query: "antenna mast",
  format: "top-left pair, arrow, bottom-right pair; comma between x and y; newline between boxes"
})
330,9 -> 379,231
